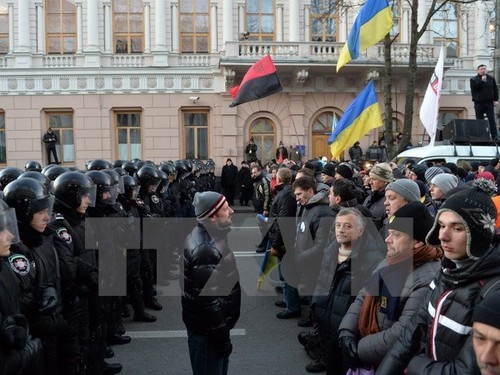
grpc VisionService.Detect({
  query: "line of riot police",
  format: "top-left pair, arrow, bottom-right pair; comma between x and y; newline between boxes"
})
0,157 -> 217,375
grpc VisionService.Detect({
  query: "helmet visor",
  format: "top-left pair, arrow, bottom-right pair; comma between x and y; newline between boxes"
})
0,208 -> 20,246
32,195 -> 55,219
81,184 -> 97,208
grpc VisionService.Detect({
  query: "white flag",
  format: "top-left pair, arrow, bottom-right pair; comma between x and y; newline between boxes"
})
419,45 -> 444,147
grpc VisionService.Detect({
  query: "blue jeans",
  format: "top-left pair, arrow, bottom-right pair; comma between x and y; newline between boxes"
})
283,282 -> 301,314
187,330 -> 229,375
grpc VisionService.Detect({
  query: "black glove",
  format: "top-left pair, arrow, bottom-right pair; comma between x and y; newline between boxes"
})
210,331 -> 233,358
0,315 -> 28,350
339,335 -> 360,368
38,285 -> 58,315
20,337 -> 43,371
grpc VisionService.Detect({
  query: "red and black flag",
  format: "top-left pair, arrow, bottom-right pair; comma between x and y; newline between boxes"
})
229,55 -> 283,107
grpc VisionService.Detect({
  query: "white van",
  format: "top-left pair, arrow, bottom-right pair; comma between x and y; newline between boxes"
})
395,141 -> 500,167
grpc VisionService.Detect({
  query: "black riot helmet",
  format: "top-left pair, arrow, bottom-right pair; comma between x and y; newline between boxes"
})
18,171 -> 52,192
87,159 -> 112,171
174,160 -> 189,175
53,172 -> 96,210
43,165 -> 69,181
122,161 -> 138,177
86,170 -> 117,205
25,160 -> 42,172
0,167 -> 24,191
103,169 -> 125,195
3,178 -> 54,224
121,175 -> 140,200
113,167 -> 126,177
136,165 -> 161,189
157,170 -> 168,194
159,162 -> 176,177
112,160 -> 125,168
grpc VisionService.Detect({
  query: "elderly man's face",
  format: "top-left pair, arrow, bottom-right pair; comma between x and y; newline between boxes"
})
473,321 -> 500,375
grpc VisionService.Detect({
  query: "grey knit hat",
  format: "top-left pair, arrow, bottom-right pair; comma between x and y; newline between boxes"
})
369,163 -> 394,183
424,166 -> 444,184
430,174 -> 458,195
386,179 -> 421,203
193,191 -> 227,219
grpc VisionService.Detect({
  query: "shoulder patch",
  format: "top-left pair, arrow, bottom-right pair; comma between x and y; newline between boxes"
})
56,227 -> 72,244
54,213 -> 65,220
8,254 -> 31,276
151,194 -> 160,204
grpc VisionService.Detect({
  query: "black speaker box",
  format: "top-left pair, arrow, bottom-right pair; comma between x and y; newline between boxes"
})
442,119 -> 491,143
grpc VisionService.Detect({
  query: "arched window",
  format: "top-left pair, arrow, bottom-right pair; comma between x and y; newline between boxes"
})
249,118 -> 276,163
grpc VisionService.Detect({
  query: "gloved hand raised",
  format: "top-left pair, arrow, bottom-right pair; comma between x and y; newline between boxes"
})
339,335 -> 360,368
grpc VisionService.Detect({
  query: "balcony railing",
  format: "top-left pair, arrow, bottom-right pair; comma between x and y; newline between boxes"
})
222,41 -> 442,65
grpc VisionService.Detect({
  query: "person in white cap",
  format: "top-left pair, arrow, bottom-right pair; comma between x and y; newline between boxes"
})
181,192 -> 240,375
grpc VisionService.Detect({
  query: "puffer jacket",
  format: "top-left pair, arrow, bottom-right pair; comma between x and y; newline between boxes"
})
339,257 -> 441,367
376,245 -> 500,375
312,231 -> 386,338
182,222 -> 241,338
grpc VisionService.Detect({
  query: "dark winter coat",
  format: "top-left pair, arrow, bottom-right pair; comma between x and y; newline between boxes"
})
470,74 -> 499,103
267,183 -> 297,252
339,258 -> 440,367
182,222 -> 241,339
252,174 -> 271,213
363,188 -> 387,230
376,245 -> 500,375
221,164 -> 238,188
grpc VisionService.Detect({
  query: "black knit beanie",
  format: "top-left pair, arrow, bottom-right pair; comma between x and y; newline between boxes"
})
473,288 -> 500,329
388,201 -> 434,242
426,181 -> 497,259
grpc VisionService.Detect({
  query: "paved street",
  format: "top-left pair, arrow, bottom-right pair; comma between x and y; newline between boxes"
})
113,211 -> 317,374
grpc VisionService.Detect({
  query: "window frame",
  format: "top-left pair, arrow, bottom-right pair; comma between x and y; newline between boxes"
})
45,110 -> 75,164
245,0 -> 276,42
182,109 -> 210,160
179,0 -> 210,53
113,0 -> 145,54
432,2 -> 459,57
45,0 -> 77,55
114,110 -> 143,160
310,0 -> 339,42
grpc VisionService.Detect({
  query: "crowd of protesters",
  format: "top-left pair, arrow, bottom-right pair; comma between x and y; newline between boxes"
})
1,146 -> 500,375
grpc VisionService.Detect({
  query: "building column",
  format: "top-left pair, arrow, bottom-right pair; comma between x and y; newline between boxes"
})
222,0 -> 233,47
35,2 -> 44,53
7,1 -> 14,53
86,0 -> 99,51
417,0 -> 430,43
238,2 -> 245,34
17,0 -> 30,52
76,1 -> 83,53
304,5 -> 310,41
103,1 -> 112,52
210,2 -> 217,52
474,2 -> 490,56
154,0 -> 167,51
402,9 -> 409,43
276,3 -> 283,41
171,2 -> 179,52
289,0 -> 299,41
143,1 -> 151,53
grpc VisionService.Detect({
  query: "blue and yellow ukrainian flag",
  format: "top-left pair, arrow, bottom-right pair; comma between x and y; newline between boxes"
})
336,0 -> 393,72
329,81 -> 383,159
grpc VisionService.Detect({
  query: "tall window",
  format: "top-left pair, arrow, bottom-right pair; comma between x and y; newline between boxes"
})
249,118 -> 275,163
183,111 -> 208,159
0,112 -> 6,164
179,0 -> 209,53
432,3 -> 459,57
116,112 -> 142,160
46,0 -> 77,54
310,0 -> 338,42
114,0 -> 144,53
0,1 -> 8,54
245,0 -> 275,41
46,111 -> 74,163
